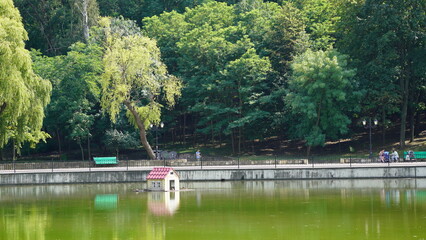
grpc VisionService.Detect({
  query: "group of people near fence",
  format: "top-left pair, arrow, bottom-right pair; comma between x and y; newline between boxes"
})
378,149 -> 399,163
378,149 -> 417,162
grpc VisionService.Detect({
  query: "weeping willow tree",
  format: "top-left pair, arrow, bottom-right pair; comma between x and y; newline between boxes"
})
0,0 -> 51,154
100,17 -> 182,160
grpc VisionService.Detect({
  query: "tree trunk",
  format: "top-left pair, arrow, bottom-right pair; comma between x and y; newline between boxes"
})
231,130 -> 235,155
307,145 -> 312,157
87,136 -> 91,160
193,119 -> 197,147
410,110 -> 415,143
56,128 -> 62,155
12,140 -> 16,161
399,47 -> 410,148
172,127 -> 175,145
382,108 -> 386,146
238,127 -> 242,156
308,98 -> 323,157
79,141 -> 84,161
82,0 -> 89,41
75,0 -> 90,41
416,113 -> 421,137
0,102 -> 6,115
124,101 -> 155,160
399,81 -> 408,148
252,139 -> 255,154
183,113 -> 186,145
338,140 -> 341,154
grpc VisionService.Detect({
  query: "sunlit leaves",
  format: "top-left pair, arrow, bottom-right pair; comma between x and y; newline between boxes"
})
99,17 -> 182,158
100,19 -> 181,127
0,0 -> 51,150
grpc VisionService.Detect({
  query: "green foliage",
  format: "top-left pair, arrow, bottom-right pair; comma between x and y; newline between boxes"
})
338,0 -> 425,101
291,0 -> 342,50
15,0 -> 99,56
236,1 -> 280,51
103,129 -> 139,153
99,17 -> 182,159
97,0 -> 207,23
125,103 -> 162,130
8,0 -> 425,157
337,0 -> 425,146
259,1 -> 310,75
145,1 -> 311,143
0,0 -> 52,150
286,49 -> 358,147
100,17 -> 182,128
68,107 -> 94,144
32,41 -> 103,151
221,48 -> 272,134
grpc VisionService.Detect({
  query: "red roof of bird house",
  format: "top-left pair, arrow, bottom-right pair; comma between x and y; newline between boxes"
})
146,167 -> 176,180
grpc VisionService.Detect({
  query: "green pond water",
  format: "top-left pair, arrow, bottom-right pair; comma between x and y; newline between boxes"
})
1,179 -> 426,240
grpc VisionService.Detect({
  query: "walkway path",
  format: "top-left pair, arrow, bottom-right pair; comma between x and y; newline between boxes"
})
2,161 -> 426,174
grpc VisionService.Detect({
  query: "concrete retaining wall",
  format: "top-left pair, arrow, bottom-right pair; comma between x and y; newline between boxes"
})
177,167 -> 421,181
0,171 -> 147,185
1,166 -> 426,185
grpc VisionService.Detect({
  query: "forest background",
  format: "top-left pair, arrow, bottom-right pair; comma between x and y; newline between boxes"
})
1,0 -> 425,161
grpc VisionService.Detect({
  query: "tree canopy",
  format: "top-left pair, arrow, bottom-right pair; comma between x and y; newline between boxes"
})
2,0 -> 425,159
338,0 -> 426,148
286,49 -> 359,154
100,17 -> 182,159
0,0 -> 51,151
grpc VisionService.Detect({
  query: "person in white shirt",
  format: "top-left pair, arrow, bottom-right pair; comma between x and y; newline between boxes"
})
406,153 -> 411,161
391,150 -> 399,162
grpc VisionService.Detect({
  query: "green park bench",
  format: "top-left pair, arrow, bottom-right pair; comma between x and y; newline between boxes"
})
93,157 -> 118,165
403,151 -> 426,161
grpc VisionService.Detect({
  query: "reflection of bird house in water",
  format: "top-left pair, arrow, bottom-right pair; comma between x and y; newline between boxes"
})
148,191 -> 180,216
147,167 -> 180,191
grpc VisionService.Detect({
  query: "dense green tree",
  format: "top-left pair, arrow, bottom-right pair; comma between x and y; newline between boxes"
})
262,2 -> 309,76
286,50 -> 358,155
15,0 -> 99,56
100,17 -> 182,160
291,0 -> 341,50
8,0 -> 424,158
146,3 -> 248,150
68,107 -> 95,160
104,129 -> 139,158
97,0 -> 207,23
31,50 -> 66,155
0,0 -> 51,153
144,1 -> 315,151
338,0 -> 426,148
220,49 -> 272,152
32,42 -> 103,159
235,1 -> 311,140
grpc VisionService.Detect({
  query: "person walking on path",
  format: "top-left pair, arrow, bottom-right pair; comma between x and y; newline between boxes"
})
196,150 -> 201,161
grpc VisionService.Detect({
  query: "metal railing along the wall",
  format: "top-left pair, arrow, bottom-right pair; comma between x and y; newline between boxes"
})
0,154 -> 419,172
